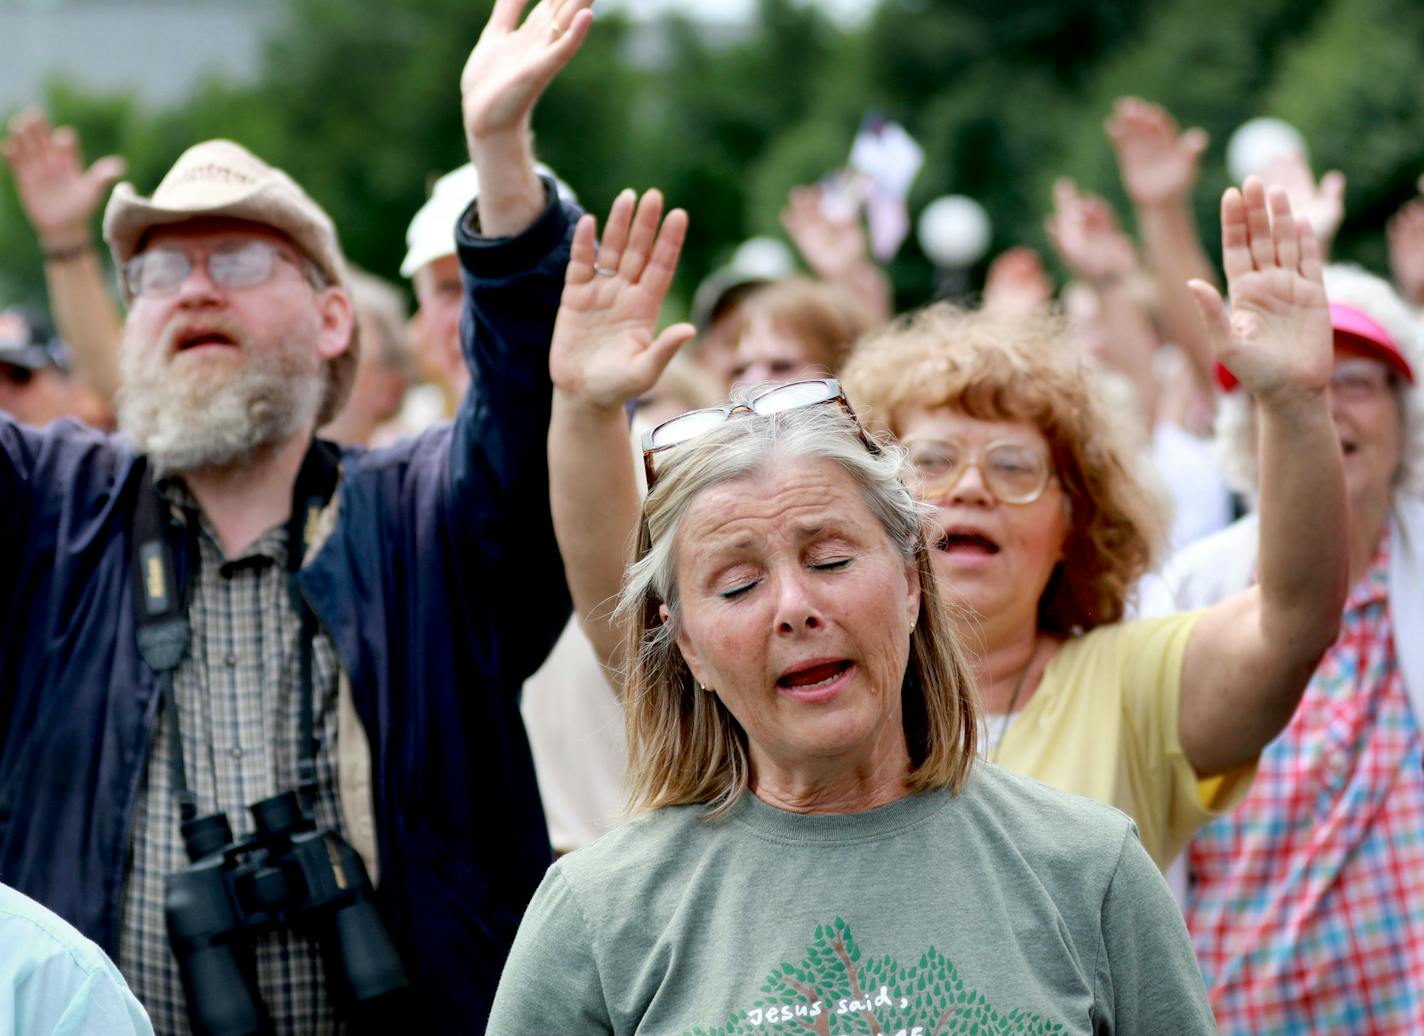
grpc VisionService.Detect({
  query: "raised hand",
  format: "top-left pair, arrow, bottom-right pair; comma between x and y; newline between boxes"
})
1259,149 -> 1345,256
1,108 -> 125,247
550,189 -> 696,411
1105,97 -> 1208,208
1387,196 -> 1424,307
1188,177 -> 1331,408
781,182 -> 868,280
461,0 -> 593,146
981,247 -> 1053,316
1045,178 -> 1138,286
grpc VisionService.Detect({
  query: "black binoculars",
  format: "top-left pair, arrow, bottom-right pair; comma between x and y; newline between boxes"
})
163,790 -> 408,1036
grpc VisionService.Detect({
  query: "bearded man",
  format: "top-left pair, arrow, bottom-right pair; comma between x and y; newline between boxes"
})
0,1 -> 593,1031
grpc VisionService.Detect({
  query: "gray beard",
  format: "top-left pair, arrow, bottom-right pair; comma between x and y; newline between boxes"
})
117,324 -> 326,477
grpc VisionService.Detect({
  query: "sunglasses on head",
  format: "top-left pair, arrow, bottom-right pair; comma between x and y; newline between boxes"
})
640,378 -> 879,491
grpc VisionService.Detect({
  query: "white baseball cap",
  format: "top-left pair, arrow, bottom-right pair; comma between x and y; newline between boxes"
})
400,162 -> 577,278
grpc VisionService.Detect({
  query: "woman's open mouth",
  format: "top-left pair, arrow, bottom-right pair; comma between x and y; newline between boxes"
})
934,529 -> 1001,557
777,659 -> 854,702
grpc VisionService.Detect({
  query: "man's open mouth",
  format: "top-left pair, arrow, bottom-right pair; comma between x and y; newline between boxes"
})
174,329 -> 238,352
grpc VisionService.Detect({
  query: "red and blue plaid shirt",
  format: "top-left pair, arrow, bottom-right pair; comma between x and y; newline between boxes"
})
1186,531 -> 1424,1035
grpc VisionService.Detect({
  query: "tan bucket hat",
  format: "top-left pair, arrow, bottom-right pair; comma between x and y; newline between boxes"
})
103,139 -> 359,423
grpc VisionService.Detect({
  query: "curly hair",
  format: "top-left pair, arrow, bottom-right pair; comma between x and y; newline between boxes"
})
842,302 -> 1166,634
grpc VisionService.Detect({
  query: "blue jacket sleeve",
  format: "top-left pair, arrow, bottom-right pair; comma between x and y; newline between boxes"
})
446,180 -> 578,689
0,418 -> 128,732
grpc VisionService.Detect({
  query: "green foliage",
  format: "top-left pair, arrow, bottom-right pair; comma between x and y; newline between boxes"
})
3,0 -> 1424,315
1263,0 -> 1424,272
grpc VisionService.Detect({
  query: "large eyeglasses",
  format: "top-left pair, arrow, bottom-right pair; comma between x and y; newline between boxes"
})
903,437 -> 1054,505
122,241 -> 312,299
641,378 -> 879,489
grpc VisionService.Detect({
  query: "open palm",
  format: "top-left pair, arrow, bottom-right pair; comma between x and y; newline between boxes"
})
1106,97 -> 1208,207
781,183 -> 867,280
1191,177 -> 1332,403
2,109 -> 124,239
550,189 -> 695,410
461,0 -> 593,142
1045,178 -> 1136,284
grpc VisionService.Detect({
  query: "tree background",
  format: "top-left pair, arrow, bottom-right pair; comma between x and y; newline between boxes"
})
3,0 -> 1424,316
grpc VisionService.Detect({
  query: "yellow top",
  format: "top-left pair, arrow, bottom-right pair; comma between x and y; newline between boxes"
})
993,611 -> 1255,869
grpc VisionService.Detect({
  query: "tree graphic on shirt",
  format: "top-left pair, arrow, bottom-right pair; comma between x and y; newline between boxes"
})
683,917 -> 1065,1035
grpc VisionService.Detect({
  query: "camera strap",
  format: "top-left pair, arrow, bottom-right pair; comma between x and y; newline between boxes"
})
131,440 -> 341,824
283,440 -> 341,817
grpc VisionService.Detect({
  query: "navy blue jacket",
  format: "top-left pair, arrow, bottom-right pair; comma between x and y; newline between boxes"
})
0,190 -> 575,1031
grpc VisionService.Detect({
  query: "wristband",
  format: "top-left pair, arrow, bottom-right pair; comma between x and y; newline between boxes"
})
42,241 -> 93,263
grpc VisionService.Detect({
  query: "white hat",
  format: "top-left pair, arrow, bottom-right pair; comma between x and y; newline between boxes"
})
401,162 -> 577,278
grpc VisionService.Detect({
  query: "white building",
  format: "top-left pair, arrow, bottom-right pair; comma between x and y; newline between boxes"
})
1,0 -> 278,112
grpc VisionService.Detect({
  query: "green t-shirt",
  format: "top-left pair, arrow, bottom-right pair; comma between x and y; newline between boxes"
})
487,763 -> 1214,1035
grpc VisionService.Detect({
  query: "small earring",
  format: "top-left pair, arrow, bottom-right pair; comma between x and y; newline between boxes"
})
909,622 -> 917,634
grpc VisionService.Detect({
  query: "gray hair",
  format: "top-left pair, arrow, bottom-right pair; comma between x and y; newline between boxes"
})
1216,263 -> 1424,501
348,266 -> 413,375
614,399 -> 980,817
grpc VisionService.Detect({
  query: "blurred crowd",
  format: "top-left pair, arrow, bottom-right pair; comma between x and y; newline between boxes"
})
2,1 -> 1423,1034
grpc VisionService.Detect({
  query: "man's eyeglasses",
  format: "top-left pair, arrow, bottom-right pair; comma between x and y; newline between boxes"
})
903,437 -> 1055,505
640,378 -> 879,490
122,241 -> 316,299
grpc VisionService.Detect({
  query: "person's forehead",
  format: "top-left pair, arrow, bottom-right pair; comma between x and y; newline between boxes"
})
413,254 -> 462,291
897,403 -> 1047,445
677,457 -> 872,549
737,318 -> 806,357
138,217 -> 298,253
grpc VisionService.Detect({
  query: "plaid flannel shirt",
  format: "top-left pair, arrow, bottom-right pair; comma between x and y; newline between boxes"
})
116,484 -> 345,1035
1186,531 -> 1424,1035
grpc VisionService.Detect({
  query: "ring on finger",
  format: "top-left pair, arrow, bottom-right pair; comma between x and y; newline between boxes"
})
593,264 -> 617,277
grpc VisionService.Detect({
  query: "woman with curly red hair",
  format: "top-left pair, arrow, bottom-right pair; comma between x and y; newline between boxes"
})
840,179 -> 1348,867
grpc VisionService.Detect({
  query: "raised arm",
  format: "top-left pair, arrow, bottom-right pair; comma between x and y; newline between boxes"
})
1177,177 -> 1348,776
780,183 -> 892,326
980,246 -> 1053,316
445,0 -> 591,686
461,0 -> 592,237
1259,148 -> 1346,261
1387,192 -> 1424,309
1045,177 -> 1160,423
548,191 -> 694,672
2,109 -> 125,402
1105,97 -> 1219,399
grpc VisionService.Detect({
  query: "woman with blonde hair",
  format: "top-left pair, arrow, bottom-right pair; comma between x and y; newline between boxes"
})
547,181 -> 1348,884
488,189 -> 1217,1034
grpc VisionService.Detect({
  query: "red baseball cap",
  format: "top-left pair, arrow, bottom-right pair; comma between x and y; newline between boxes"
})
1215,302 -> 1417,391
